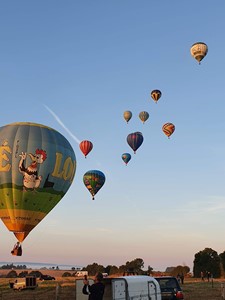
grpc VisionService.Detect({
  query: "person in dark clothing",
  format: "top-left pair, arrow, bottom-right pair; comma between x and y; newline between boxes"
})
82,272 -> 105,300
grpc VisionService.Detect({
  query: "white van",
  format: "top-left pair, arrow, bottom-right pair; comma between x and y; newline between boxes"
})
75,271 -> 88,277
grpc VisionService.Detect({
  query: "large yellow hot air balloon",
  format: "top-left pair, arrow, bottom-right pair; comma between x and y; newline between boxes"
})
123,111 -> 132,123
0,122 -> 76,255
190,42 -> 208,64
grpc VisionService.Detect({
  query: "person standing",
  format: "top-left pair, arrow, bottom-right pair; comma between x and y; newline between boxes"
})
82,272 -> 105,300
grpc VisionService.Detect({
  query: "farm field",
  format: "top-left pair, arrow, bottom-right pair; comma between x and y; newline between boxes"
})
0,271 -> 224,299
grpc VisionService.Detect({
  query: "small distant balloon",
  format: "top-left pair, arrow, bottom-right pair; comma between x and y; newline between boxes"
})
122,153 -> 131,165
83,170 -> 106,200
127,132 -> 144,154
162,123 -> 175,138
139,111 -> 149,124
190,42 -> 208,64
123,111 -> 132,123
151,90 -> 162,103
79,140 -> 93,158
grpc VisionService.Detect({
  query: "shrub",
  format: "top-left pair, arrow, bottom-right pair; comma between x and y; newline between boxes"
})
62,272 -> 72,277
6,270 -> 17,278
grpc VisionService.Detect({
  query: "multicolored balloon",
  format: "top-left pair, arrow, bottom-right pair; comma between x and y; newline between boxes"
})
139,111 -> 149,124
190,42 -> 208,64
162,123 -> 175,138
127,132 -> 144,154
79,140 -> 93,158
151,90 -> 162,103
83,170 -> 106,200
0,122 -> 76,254
122,153 -> 131,165
123,111 -> 132,123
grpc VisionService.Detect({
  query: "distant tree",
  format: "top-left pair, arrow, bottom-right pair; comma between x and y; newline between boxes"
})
171,265 -> 190,277
193,248 -> 221,278
29,271 -> 43,278
147,265 -> 153,275
219,251 -> 225,275
84,263 -> 104,276
1,263 -> 16,269
18,271 -> 28,278
126,258 -> 144,274
118,258 -> 144,275
105,265 -> 119,275
6,270 -> 17,278
71,267 -> 76,271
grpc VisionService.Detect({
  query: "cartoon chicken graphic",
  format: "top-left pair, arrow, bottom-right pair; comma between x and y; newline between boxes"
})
18,149 -> 47,190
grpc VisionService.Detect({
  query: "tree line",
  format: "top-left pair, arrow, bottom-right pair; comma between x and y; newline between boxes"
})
1,248 -> 224,278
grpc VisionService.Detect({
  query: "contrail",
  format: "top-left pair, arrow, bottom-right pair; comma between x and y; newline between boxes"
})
44,105 -> 81,144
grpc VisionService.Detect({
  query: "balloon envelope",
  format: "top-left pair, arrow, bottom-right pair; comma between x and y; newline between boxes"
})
139,111 -> 149,124
162,123 -> 175,138
190,42 -> 208,64
127,132 -> 144,154
0,122 -> 76,242
151,90 -> 162,103
123,111 -> 132,123
122,153 -> 131,165
83,170 -> 105,200
79,140 -> 93,158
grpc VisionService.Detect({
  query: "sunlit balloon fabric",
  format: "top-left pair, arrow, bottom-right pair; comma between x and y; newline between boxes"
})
122,153 -> 131,165
123,111 -> 132,123
190,42 -> 208,64
127,132 -> 144,154
162,123 -> 175,138
139,111 -> 149,124
0,122 -> 76,243
83,170 -> 105,200
79,140 -> 93,158
151,90 -> 162,103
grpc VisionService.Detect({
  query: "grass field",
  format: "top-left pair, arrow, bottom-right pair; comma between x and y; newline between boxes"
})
0,271 -> 224,300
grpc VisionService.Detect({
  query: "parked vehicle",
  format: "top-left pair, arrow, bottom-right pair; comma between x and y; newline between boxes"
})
12,276 -> 38,291
76,275 -> 162,300
154,276 -> 184,300
40,274 -> 55,281
75,271 -> 88,277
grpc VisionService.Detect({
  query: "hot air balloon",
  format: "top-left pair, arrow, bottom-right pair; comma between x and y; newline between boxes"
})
139,111 -> 149,124
127,132 -> 144,154
162,123 -> 175,138
122,153 -> 131,165
0,122 -> 76,255
83,170 -> 105,200
79,140 -> 93,158
123,111 -> 132,123
151,90 -> 162,103
190,42 -> 208,64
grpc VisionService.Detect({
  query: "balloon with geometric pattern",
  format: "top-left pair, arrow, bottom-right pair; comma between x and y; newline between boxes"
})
162,123 -> 175,138
151,90 -> 162,103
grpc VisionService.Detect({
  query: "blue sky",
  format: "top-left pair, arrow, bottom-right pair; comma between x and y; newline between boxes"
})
1,1 -> 225,271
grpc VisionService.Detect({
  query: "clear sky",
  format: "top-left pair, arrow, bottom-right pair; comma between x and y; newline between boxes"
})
0,1 -> 225,272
